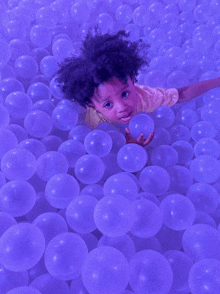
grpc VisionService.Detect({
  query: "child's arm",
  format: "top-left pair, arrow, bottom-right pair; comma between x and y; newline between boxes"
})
177,77 -> 220,103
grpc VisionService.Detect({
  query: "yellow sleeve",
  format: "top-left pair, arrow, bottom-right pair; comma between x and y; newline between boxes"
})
135,84 -> 179,113
85,107 -> 111,129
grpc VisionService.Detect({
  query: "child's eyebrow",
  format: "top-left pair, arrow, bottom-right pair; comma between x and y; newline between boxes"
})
99,85 -> 129,103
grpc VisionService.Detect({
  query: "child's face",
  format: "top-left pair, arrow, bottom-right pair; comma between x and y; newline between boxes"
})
88,76 -> 139,124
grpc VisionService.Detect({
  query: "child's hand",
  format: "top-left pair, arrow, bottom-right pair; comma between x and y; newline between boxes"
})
125,128 -> 155,147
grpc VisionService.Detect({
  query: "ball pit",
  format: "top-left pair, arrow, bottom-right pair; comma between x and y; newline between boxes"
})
0,0 -> 220,293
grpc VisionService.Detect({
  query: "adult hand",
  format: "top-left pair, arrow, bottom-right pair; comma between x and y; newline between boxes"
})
125,128 -> 155,147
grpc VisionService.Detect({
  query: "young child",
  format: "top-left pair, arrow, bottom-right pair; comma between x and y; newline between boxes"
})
56,25 -> 220,147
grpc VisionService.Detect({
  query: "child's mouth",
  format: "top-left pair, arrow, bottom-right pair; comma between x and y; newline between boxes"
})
120,111 -> 133,122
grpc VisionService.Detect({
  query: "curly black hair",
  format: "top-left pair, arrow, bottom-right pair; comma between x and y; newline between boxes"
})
56,25 -> 151,109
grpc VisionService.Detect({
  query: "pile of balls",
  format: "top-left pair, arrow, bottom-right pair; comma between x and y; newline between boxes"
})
0,0 -> 220,293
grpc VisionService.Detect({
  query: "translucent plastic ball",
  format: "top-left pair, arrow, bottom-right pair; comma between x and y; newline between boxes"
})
118,172 -> 140,194
44,232 -> 88,280
189,258 -> 220,294
7,124 -> 28,143
52,39 -> 74,62
0,104 -> 10,127
175,108 -> 199,128
115,4 -> 133,24
1,148 -> 37,181
145,69 -> 166,87
165,165 -> 193,194
32,100 -> 55,116
6,286 -> 42,294
194,211 -> 217,228
171,140 -> 194,165
191,121 -> 217,142
40,56 -> 59,78
0,223 -> 45,271
5,91 -> 33,118
95,13 -> 114,34
58,140 -> 86,168
117,143 -> 148,172
0,78 -> 25,100
0,180 -> 36,217
14,55 -> 38,79
129,250 -> 173,294
45,173 -> 80,209
149,127 -> 171,148
84,130 -> 113,157
103,173 -> 138,201
150,105 -> 175,128
169,124 -> 191,143
52,104 -> 78,131
97,234 -> 136,262
69,274 -> 92,294
0,172 -> 6,189
70,2 -> 90,23
139,165 -> 170,195
201,100 -> 220,125
30,47 -> 50,65
125,23 -> 140,42
30,24 -> 52,48
0,261 -> 28,293
81,246 -> 130,294
30,273 -> 70,294
36,151 -> 68,181
36,6 -> 59,29
80,183 -> 104,200
164,250 -> 193,294
74,154 -> 105,185
24,110 -> 53,138
128,113 -> 154,139
194,2 -> 214,22
9,39 -> 30,61
33,212 -> 68,246
49,76 -> 63,99
94,195 -> 135,237
178,0 -> 196,11
160,194 -> 196,231
133,5 -> 151,27
130,199 -> 163,238
0,211 -> 16,237
41,135 -> 62,151
166,70 -> 189,88
194,137 -> 220,159
0,39 -> 11,65
27,82 -> 51,103
66,195 -> 98,234
137,191 -> 160,206
186,183 -> 219,214
0,128 -> 18,159
182,224 -> 220,262
68,125 -> 91,143
19,138 -> 46,159
190,155 -> 220,183
150,144 -> 178,167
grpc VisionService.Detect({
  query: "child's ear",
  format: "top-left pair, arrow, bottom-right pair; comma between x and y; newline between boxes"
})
87,103 -> 95,109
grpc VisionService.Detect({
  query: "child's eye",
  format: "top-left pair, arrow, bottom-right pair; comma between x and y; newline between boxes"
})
104,91 -> 130,108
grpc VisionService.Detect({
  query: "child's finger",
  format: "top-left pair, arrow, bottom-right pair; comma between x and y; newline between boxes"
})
143,131 -> 155,146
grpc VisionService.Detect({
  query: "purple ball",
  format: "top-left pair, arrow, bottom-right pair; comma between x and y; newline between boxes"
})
0,223 -> 45,271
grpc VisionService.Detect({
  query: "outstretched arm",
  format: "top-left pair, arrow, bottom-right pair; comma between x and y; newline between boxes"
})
177,77 -> 220,103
